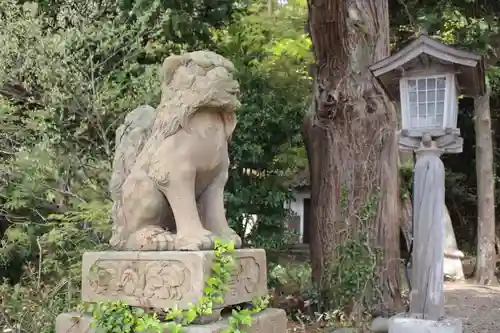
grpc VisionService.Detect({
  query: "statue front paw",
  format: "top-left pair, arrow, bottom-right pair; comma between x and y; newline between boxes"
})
174,229 -> 217,251
124,226 -> 175,251
217,228 -> 242,249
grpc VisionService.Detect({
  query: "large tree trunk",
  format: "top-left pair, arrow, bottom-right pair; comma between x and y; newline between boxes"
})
474,85 -> 496,285
304,0 -> 402,314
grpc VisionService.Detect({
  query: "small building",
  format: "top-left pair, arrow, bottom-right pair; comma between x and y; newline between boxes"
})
285,168 -> 311,244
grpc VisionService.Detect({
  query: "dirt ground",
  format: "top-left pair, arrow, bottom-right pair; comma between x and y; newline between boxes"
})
286,281 -> 500,333
444,281 -> 500,333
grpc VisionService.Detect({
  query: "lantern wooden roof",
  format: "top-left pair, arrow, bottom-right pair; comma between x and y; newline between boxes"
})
369,34 -> 486,101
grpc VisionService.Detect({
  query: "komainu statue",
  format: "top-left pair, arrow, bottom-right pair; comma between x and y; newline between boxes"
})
108,51 -> 242,251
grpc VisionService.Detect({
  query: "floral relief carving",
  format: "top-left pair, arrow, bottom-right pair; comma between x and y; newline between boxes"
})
226,256 -> 261,297
87,259 -> 191,301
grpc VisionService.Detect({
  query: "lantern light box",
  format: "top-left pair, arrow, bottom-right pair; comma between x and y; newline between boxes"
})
370,34 -> 485,137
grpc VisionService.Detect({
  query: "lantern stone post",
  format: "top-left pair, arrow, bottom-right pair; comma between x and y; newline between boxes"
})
399,130 -> 462,319
370,34 -> 485,332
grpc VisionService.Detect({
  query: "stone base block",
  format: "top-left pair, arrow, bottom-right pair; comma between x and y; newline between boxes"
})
183,308 -> 287,333
56,308 -> 287,333
389,313 -> 462,333
82,249 -> 267,310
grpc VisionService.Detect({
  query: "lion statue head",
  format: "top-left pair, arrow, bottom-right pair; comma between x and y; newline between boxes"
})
153,50 -> 241,139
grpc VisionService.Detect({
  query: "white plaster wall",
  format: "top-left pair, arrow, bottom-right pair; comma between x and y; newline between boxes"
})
241,213 -> 258,238
284,190 -> 311,242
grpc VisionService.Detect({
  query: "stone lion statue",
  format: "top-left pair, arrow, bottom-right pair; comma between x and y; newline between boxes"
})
108,50 -> 242,251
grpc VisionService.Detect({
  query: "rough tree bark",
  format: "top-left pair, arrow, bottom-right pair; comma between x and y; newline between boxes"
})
399,151 -> 414,251
474,85 -> 496,285
303,0 -> 403,313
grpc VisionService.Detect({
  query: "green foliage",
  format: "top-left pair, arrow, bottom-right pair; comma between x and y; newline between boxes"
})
84,240 -> 269,333
223,296 -> 269,333
322,236 -> 379,311
252,226 -> 301,252
269,261 -> 312,295
0,201 -> 111,332
268,194 -> 380,324
399,160 -> 414,201
1,201 -> 111,283
0,0 -> 164,272
268,237 -> 379,327
214,0 -> 311,243
319,189 -> 381,317
0,270 -> 77,333
12,0 -> 242,52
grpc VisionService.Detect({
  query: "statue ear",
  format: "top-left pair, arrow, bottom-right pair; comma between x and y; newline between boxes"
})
161,54 -> 190,85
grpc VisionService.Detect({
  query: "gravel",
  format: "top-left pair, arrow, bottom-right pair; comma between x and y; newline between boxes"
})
445,281 -> 500,333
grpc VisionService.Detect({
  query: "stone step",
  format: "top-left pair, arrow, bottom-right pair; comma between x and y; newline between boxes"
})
56,308 -> 287,333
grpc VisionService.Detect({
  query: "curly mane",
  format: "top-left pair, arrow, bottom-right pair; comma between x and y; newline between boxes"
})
151,51 -> 237,140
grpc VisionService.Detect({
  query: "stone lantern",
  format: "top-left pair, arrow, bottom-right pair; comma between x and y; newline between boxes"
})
371,34 -> 485,143
370,34 -> 485,332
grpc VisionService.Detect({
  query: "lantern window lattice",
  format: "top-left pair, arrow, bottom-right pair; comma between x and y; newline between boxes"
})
407,76 -> 446,129
399,73 -> 457,132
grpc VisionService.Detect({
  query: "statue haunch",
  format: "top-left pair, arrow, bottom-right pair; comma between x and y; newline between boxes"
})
108,51 -> 242,251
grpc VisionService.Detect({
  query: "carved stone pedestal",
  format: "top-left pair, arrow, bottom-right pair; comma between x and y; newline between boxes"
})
81,249 -> 267,310
56,249 -> 286,332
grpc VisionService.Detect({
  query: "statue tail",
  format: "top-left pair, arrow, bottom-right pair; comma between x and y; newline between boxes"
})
109,105 -> 157,246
